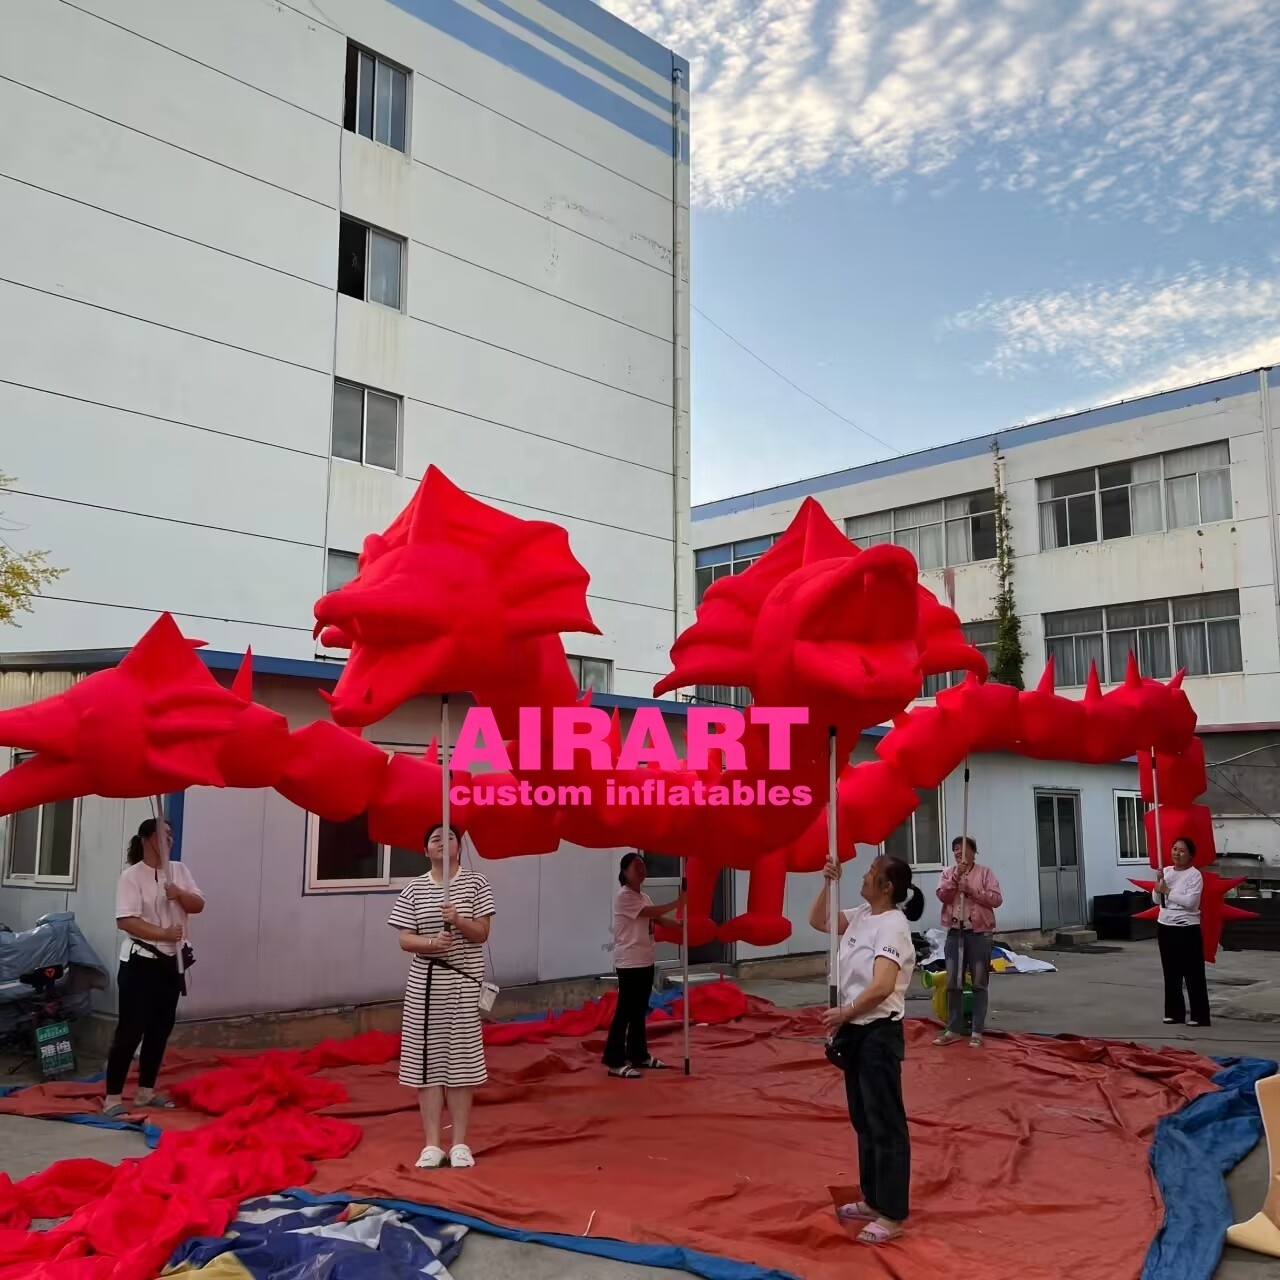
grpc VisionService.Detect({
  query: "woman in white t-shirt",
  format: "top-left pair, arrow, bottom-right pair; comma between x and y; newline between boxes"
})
1154,835 -> 1210,1027
811,854 -> 923,1246
103,818 -> 204,1117
602,853 -> 684,1079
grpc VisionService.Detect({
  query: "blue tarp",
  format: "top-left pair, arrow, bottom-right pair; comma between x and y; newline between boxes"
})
1142,1055 -> 1278,1280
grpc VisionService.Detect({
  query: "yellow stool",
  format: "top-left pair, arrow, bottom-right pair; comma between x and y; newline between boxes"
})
1226,1071 -> 1280,1257
920,969 -> 971,1024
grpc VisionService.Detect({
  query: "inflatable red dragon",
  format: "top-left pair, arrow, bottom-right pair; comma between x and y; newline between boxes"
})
0,470 -> 1249,961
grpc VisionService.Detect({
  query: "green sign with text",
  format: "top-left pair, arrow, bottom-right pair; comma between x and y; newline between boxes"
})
35,1020 -> 75,1079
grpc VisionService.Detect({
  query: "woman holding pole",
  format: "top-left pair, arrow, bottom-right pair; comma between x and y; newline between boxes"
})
1155,836 -> 1210,1027
811,854 -> 924,1245
934,836 -> 1003,1048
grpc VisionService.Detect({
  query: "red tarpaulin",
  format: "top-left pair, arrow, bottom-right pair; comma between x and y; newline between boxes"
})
0,987 -> 1218,1280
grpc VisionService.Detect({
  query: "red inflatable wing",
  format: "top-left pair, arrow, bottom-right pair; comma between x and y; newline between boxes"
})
0,615 -> 282,815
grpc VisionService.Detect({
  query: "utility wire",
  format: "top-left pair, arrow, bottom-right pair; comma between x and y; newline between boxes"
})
693,305 -> 901,456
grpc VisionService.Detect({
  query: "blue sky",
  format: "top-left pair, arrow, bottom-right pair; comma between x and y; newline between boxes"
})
602,0 -> 1280,504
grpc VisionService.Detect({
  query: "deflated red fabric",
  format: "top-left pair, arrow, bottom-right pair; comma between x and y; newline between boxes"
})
171,1054 -> 350,1116
481,977 -> 750,1046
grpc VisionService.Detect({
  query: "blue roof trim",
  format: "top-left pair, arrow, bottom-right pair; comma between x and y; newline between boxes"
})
387,0 -> 685,155
693,370 -> 1266,522
520,0 -> 678,79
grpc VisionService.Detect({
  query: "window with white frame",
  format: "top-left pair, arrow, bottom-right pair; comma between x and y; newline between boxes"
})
847,490 -> 997,570
883,785 -> 944,868
343,43 -> 408,153
307,810 -> 425,890
693,536 -> 778,707
331,380 -> 400,471
1037,442 -> 1231,551
325,550 -> 359,594
337,217 -> 404,311
1044,590 -> 1242,685
567,655 -> 612,694
922,620 -> 1000,697
4,754 -> 78,886
1115,791 -> 1150,863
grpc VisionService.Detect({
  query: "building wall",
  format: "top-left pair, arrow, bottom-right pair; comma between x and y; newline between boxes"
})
1,0 -> 691,699
692,373 -> 1280,730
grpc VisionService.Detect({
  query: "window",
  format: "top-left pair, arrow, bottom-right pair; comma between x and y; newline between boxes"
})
694,536 -> 778,708
1115,792 -> 1150,863
694,535 -> 778,603
343,43 -> 408,153
1038,442 -> 1231,550
331,380 -> 400,471
1044,590 -> 1242,685
567,655 -> 612,694
1173,590 -> 1243,676
922,621 -> 999,697
307,811 -> 424,890
326,550 -> 359,593
883,786 -> 944,868
4,754 -> 78,886
337,217 -> 404,311
847,490 -> 997,570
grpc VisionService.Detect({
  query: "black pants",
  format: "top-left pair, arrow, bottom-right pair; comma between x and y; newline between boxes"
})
105,955 -> 183,1094
603,965 -> 654,1068
1157,924 -> 1210,1025
841,1018 -> 910,1223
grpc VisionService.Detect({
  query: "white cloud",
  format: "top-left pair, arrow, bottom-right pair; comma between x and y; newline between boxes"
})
946,260 -> 1280,393
601,0 -> 1280,219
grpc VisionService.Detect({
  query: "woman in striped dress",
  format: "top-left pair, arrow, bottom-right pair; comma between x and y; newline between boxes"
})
388,824 -> 496,1170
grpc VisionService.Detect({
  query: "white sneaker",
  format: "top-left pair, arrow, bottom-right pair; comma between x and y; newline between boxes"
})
449,1144 -> 475,1168
415,1145 -> 447,1169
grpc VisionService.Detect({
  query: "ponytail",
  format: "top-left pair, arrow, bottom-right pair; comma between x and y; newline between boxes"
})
880,855 -> 924,921
127,817 -> 157,865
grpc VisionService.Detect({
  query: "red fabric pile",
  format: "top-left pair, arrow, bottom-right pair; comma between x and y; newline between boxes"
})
482,976 -> 750,1045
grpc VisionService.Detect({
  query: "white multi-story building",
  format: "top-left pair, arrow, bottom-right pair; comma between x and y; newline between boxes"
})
694,368 -> 1280,951
0,0 -> 693,1018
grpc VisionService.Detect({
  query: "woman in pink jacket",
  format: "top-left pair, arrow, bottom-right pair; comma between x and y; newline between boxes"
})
934,837 -> 1003,1048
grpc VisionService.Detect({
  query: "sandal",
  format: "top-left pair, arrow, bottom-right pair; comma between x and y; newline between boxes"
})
102,1102 -> 130,1119
933,1031 -> 962,1047
608,1066 -> 642,1079
636,1057 -> 669,1070
857,1220 -> 903,1245
968,1035 -> 983,1048
139,1093 -> 176,1109
416,1145 -> 447,1169
448,1144 -> 475,1168
836,1201 -> 877,1222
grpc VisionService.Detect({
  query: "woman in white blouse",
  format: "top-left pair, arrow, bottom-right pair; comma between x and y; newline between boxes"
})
1154,836 -> 1210,1027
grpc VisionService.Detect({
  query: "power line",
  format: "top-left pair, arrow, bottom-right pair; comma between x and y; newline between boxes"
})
693,305 -> 901,456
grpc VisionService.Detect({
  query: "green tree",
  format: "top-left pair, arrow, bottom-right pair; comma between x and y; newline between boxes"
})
1,472 -> 66,625
989,448 -> 1025,688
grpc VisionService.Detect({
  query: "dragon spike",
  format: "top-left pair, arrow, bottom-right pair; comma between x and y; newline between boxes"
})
1169,669 -> 1186,690
1124,652 -> 1143,688
231,648 -> 254,700
317,688 -> 337,707
890,713 -> 911,730
1035,655 -> 1056,694
1084,661 -> 1103,700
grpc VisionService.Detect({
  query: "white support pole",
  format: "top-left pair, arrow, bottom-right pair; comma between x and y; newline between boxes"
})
1151,748 -> 1166,905
827,726 -> 839,1009
961,758 -> 970,863
150,794 -> 170,888
441,694 -> 451,909
681,857 -> 690,1076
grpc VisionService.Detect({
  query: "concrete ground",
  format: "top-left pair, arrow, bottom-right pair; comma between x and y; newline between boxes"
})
2,939 -> 1277,1278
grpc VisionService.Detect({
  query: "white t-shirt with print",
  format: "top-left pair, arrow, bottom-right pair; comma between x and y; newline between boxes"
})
115,860 -> 201,963
838,903 -> 915,1024
612,887 -> 656,969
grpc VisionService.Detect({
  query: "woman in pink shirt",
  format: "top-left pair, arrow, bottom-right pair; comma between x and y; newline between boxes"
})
603,853 -> 684,1079
934,836 -> 1003,1048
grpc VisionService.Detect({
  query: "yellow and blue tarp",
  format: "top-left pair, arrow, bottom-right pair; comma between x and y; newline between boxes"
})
162,1194 -> 468,1278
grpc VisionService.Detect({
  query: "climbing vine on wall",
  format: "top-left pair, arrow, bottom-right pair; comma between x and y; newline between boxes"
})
990,447 -> 1025,689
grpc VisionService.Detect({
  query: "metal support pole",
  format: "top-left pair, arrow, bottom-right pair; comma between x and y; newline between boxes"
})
441,694 -> 451,908
681,860 -> 690,1076
827,726 -> 839,1008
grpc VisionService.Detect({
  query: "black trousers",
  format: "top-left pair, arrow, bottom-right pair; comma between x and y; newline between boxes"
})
603,965 -> 654,1068
105,955 -> 183,1095
841,1018 -> 910,1223
1157,924 -> 1210,1025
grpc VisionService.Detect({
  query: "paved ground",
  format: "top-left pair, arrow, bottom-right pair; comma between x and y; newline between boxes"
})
2,939 -> 1277,1278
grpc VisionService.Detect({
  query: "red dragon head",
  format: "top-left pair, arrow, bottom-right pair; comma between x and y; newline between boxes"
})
314,467 -> 600,727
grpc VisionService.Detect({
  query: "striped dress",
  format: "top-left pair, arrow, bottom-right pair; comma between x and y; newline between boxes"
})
388,869 -> 496,1089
